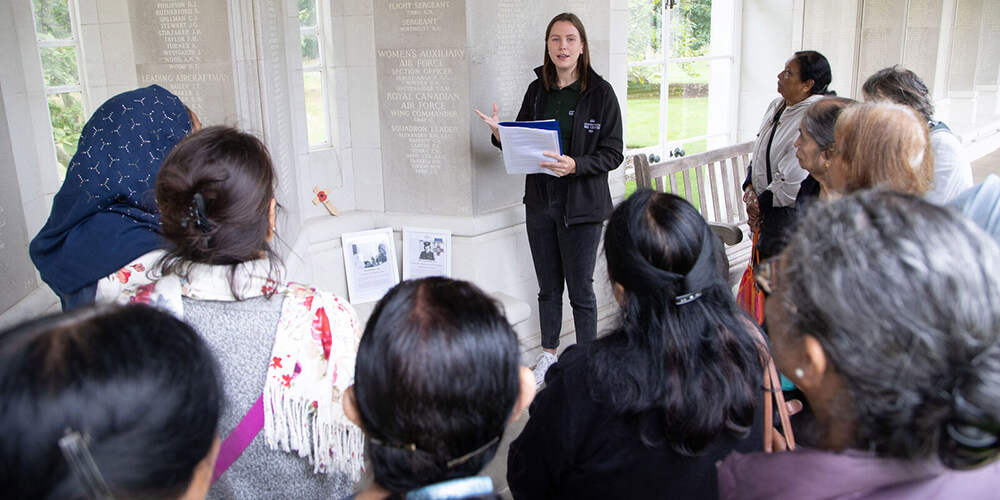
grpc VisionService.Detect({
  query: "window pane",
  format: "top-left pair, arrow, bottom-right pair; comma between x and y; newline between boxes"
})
301,34 -> 321,67
32,0 -> 73,41
47,91 -> 84,179
298,0 -> 317,28
303,71 -> 327,146
666,61 -> 709,144
668,0 -> 711,58
40,46 -> 80,87
628,0 -> 662,63
626,64 -> 661,149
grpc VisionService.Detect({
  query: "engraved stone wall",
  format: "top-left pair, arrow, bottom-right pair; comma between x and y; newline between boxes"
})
802,1 -> 859,97
468,0 -> 547,213
975,0 -> 1000,86
903,0 -> 944,94
858,0 -> 907,96
375,0 -> 473,216
128,0 -> 238,124
0,88 -> 38,311
949,0 -> 984,92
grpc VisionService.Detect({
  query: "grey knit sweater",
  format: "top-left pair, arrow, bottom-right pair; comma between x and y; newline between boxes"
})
183,295 -> 356,499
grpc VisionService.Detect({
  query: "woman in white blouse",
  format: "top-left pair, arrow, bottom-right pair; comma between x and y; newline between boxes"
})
742,51 -> 834,259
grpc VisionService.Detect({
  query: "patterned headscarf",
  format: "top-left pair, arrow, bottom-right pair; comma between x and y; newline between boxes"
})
29,85 -> 193,297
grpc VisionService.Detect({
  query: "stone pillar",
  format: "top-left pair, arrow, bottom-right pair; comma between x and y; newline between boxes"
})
974,0 -> 1000,115
857,0 -> 908,97
0,82 -> 37,313
800,1 -> 859,98
902,0 -> 947,96
948,0 -> 984,122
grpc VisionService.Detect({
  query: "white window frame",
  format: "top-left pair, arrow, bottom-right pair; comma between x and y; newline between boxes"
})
298,0 -> 335,150
626,0 -> 740,159
31,0 -> 89,180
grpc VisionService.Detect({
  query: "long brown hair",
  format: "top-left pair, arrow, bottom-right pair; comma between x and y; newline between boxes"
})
155,126 -> 282,298
542,13 -> 591,92
832,102 -> 933,196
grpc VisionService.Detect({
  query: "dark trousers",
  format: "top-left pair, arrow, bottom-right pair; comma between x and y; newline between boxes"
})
525,204 -> 602,350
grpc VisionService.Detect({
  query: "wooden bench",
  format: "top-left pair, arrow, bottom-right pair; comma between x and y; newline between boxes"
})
631,141 -> 754,285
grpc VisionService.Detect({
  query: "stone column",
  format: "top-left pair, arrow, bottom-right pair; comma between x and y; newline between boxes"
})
948,0 -> 984,121
0,83 -> 38,313
857,0 -> 908,97
974,0 -> 1000,115
902,0 -> 947,97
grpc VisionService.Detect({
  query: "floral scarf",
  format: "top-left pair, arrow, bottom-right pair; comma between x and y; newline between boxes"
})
112,255 -> 364,479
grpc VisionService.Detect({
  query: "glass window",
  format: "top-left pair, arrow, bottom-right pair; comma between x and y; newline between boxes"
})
626,0 -> 737,196
32,0 -> 86,180
299,0 -> 330,148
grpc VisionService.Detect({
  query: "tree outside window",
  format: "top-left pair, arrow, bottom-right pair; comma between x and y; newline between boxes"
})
627,0 -> 732,154
299,0 -> 331,148
32,0 -> 86,180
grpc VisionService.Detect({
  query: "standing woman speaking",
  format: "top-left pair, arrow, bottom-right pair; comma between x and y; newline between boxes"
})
475,13 -> 623,387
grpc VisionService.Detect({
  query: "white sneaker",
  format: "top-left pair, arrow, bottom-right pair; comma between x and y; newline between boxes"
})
532,351 -> 558,389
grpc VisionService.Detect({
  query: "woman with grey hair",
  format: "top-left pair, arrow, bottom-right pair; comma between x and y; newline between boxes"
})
863,66 -> 973,204
718,190 -> 1000,498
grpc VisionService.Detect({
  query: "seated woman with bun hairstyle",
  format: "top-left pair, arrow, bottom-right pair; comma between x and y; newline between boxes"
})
0,305 -> 221,499
104,126 -> 363,498
342,277 -> 536,500
719,190 -> 1000,498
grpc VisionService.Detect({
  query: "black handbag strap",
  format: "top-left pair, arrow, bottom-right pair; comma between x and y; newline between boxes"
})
764,103 -> 786,185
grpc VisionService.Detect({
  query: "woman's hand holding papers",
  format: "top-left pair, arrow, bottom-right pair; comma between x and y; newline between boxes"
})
540,152 -> 576,177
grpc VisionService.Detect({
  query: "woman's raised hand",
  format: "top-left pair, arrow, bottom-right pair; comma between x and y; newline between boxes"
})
474,103 -> 501,142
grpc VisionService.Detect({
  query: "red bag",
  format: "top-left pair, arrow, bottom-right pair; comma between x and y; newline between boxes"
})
736,231 -> 765,324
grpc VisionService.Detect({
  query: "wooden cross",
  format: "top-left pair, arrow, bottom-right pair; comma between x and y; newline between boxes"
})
312,186 -> 339,216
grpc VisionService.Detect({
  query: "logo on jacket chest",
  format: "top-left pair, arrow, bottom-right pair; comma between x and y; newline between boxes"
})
583,119 -> 601,133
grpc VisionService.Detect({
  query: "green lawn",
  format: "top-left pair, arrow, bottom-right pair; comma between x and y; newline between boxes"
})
626,96 -> 708,149
624,92 -> 710,206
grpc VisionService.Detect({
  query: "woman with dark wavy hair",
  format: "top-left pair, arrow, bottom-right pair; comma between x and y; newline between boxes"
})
342,278 -> 535,499
719,190 -> 1000,498
0,305 -> 221,499
507,189 -> 764,499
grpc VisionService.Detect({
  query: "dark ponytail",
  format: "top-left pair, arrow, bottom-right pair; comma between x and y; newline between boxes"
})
593,189 -> 764,456
795,50 -> 834,96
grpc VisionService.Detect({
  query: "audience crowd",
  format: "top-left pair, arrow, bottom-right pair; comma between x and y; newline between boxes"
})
2,45 -> 999,500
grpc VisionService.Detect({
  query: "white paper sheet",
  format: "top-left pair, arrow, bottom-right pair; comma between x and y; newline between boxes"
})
497,125 -> 561,176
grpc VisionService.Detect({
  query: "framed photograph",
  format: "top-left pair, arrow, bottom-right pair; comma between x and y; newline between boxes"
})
341,227 -> 400,304
402,227 -> 452,280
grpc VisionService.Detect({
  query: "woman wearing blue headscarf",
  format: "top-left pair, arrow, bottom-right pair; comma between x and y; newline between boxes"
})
29,85 -> 198,309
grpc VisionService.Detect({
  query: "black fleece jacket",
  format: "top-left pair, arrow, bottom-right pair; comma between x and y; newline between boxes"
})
492,66 -> 624,225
